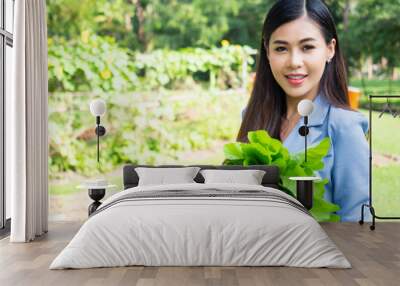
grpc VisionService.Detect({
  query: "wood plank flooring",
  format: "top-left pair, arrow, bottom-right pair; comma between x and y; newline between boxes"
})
0,222 -> 399,286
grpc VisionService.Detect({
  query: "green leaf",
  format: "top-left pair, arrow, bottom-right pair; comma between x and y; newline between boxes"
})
248,130 -> 282,155
328,214 -> 341,222
223,143 -> 244,160
283,160 -> 307,177
242,143 -> 271,165
271,157 -> 287,173
314,179 -> 329,199
247,130 -> 272,144
312,197 -> 340,213
297,138 -> 331,171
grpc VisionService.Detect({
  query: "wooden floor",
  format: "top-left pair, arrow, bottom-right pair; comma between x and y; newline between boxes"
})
0,222 -> 399,286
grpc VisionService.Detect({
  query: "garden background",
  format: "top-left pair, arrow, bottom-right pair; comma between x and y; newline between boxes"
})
47,0 -> 400,221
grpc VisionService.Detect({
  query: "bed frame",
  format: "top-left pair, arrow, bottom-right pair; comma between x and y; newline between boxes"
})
123,164 -> 281,190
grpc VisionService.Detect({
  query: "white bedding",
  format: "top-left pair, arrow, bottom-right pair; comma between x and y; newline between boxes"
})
50,183 -> 351,269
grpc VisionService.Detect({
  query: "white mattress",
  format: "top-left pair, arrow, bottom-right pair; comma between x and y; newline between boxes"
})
50,183 -> 351,269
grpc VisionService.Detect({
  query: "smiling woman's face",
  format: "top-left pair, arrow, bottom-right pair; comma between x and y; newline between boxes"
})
267,15 -> 336,100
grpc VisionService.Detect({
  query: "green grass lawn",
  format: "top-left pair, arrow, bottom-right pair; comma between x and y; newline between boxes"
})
372,164 -> 400,217
350,78 -> 400,95
360,109 -> 400,156
357,108 -> 400,218
49,174 -> 124,195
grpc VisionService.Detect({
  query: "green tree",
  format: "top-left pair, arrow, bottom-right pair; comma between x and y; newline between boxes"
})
352,0 -> 400,76
47,0 -> 243,51
138,0 -> 240,50
47,0 -> 138,49
223,0 -> 274,48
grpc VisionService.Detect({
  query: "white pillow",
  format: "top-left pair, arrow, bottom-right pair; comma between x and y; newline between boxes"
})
200,169 -> 266,185
135,167 -> 200,186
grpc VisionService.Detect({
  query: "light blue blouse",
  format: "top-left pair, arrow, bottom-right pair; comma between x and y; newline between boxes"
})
242,94 -> 370,221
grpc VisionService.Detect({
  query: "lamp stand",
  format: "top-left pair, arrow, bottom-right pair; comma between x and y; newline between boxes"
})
298,116 -> 309,163
94,116 -> 106,163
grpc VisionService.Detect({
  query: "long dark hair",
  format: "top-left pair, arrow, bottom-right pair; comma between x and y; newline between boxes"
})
237,0 -> 349,142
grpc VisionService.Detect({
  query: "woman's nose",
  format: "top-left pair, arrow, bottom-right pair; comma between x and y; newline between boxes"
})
288,51 -> 303,68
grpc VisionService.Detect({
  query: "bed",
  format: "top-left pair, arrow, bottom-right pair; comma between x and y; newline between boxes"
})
50,164 -> 350,269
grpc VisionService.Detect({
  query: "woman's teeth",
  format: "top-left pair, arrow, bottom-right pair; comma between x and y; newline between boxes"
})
287,75 -> 306,79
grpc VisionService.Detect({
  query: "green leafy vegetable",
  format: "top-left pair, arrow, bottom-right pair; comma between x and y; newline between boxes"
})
223,130 -> 340,222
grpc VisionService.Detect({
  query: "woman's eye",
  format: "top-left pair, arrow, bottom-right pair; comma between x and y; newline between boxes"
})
303,45 -> 315,51
275,46 -> 287,52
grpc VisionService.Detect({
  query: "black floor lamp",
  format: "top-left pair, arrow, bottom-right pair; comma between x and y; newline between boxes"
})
86,99 -> 108,216
289,99 -> 317,210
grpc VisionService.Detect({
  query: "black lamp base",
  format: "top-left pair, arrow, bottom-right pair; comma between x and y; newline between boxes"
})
296,180 -> 313,210
88,188 -> 106,216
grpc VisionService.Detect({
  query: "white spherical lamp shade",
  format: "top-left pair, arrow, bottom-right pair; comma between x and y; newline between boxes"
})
297,99 -> 315,116
89,99 -> 106,116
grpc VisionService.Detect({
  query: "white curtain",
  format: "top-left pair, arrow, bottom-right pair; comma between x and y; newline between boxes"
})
7,0 -> 48,242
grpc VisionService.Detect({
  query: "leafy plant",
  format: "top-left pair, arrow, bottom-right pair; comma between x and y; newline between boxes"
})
48,34 -> 139,93
223,130 -> 340,222
48,34 -> 257,93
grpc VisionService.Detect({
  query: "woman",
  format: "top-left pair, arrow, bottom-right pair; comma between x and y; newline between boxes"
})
238,0 -> 369,222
